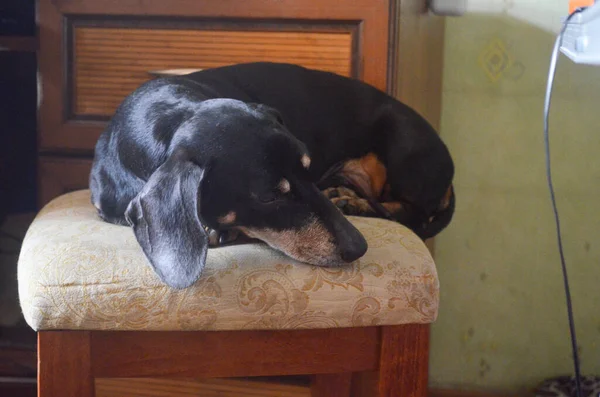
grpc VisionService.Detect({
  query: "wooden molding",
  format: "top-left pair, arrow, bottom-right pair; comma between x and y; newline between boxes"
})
395,0 -> 445,131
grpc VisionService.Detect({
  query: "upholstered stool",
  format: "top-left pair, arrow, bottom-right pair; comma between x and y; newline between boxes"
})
18,190 -> 439,397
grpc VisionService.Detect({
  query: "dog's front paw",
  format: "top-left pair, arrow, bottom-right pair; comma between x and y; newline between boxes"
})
330,196 -> 374,216
322,186 -> 361,200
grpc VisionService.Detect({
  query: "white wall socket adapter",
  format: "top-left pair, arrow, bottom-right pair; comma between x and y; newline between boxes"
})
428,0 -> 467,16
560,2 -> 600,65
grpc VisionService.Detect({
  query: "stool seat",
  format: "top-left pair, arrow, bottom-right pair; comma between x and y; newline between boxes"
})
18,190 -> 439,332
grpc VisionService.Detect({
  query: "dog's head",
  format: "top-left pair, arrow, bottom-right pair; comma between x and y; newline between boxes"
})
125,98 -> 367,289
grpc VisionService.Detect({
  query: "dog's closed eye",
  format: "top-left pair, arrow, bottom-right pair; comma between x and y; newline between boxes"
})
257,192 -> 282,203
254,179 -> 291,204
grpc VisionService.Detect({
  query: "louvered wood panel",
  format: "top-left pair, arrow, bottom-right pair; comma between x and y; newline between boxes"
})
72,27 -> 353,117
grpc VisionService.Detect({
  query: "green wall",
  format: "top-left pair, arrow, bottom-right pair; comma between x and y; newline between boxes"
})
430,14 -> 600,393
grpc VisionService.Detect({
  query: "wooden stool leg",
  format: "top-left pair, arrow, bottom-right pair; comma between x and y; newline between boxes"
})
351,324 -> 430,397
378,324 -> 429,397
38,331 -> 95,397
311,373 -> 352,397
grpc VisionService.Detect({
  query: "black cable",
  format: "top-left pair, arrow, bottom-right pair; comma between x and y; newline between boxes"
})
543,7 -> 587,397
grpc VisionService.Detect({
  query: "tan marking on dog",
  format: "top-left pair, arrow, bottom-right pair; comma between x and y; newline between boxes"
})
339,153 -> 387,199
338,161 -> 373,197
217,211 -> 237,224
438,184 -> 454,210
240,217 -> 339,266
359,153 -> 387,198
301,154 -> 311,169
279,178 -> 291,193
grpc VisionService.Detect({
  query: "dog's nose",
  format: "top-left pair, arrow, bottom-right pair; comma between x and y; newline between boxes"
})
339,233 -> 368,263
340,242 -> 367,263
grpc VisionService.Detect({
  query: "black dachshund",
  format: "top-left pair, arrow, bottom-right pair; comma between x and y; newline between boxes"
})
90,62 -> 454,288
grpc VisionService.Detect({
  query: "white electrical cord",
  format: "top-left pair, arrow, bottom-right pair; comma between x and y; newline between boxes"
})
543,7 -> 587,397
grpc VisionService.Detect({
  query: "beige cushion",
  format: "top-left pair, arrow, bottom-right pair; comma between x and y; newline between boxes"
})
18,190 -> 439,331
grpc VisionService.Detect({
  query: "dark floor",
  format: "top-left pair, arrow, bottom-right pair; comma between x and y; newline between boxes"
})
0,323 -> 36,396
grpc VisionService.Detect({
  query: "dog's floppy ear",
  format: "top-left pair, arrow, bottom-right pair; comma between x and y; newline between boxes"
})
125,151 -> 209,289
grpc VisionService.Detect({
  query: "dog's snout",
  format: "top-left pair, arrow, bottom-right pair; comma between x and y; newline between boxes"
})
293,179 -> 368,264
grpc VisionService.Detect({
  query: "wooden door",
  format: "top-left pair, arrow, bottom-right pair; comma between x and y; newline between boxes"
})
38,0 -> 398,153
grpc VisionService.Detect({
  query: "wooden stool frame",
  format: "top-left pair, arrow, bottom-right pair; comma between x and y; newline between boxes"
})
38,324 -> 429,397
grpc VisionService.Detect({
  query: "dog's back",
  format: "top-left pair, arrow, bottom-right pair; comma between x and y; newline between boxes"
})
183,63 -> 393,174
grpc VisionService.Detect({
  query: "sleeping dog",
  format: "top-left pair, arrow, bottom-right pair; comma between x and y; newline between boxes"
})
90,62 -> 454,289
